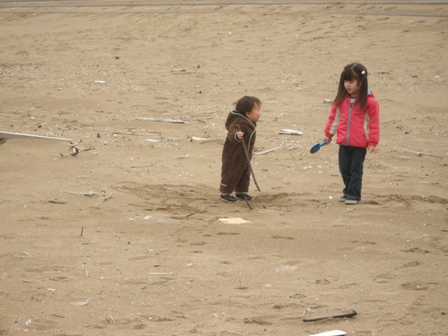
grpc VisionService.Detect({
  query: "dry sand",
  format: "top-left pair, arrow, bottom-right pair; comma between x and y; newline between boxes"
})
0,1 -> 447,335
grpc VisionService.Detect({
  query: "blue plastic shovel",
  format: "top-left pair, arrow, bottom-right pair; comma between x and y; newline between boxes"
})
310,138 -> 332,154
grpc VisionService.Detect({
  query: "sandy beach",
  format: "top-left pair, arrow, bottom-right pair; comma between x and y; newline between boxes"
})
0,1 -> 447,335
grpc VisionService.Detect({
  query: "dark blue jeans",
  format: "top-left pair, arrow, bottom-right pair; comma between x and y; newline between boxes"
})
338,145 -> 367,200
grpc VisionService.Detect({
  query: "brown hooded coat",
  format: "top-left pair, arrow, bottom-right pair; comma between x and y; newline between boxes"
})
220,110 -> 257,194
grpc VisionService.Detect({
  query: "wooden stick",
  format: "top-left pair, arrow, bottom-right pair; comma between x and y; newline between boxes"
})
240,137 -> 261,192
403,148 -> 442,159
60,190 -> 96,196
113,131 -> 162,137
253,146 -> 284,155
0,131 -> 71,142
303,310 -> 357,322
134,117 -> 188,124
244,198 -> 253,210
278,129 -> 303,135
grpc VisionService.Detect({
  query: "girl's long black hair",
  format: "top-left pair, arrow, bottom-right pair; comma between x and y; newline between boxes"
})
333,63 -> 369,111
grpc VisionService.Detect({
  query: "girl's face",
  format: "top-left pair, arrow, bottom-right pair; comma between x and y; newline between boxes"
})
344,78 -> 361,97
247,104 -> 261,123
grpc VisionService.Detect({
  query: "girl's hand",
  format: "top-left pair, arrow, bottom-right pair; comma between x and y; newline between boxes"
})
324,137 -> 332,145
237,131 -> 244,139
368,145 -> 377,154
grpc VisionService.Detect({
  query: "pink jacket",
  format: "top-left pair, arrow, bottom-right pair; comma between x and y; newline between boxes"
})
325,90 -> 380,148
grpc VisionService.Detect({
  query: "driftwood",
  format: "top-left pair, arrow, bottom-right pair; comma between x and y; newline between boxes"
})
60,190 -> 96,197
253,146 -> 284,155
0,131 -> 71,142
113,131 -> 162,137
303,310 -> 357,323
278,129 -> 303,135
134,117 -> 189,124
403,148 -> 442,159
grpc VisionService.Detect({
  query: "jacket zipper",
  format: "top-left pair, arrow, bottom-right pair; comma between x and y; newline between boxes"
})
346,98 -> 355,145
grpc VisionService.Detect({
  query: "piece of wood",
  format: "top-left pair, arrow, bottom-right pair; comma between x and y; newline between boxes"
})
253,146 -> 284,155
304,310 -> 357,322
134,117 -> 189,124
113,131 -> 162,137
0,131 -> 72,142
403,148 -> 422,156
403,148 -> 442,158
278,129 -> 303,135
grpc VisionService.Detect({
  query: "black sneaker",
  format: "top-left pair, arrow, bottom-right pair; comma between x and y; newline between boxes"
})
339,195 -> 347,202
220,194 -> 239,203
236,193 -> 253,201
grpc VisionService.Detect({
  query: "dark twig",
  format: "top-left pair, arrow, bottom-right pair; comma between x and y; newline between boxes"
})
240,136 -> 261,192
244,198 -> 253,210
303,309 -> 357,322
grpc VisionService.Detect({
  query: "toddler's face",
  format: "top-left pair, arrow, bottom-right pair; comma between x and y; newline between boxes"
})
247,104 -> 261,123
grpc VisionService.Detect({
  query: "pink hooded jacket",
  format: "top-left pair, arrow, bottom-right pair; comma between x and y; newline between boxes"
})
324,90 -> 380,148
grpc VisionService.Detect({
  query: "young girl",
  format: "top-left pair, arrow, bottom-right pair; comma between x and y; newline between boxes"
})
324,63 -> 380,205
220,96 -> 261,203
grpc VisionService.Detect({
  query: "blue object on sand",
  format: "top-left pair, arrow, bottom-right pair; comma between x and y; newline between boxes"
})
310,138 -> 332,154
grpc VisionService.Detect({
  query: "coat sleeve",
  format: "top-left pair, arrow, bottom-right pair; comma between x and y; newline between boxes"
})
226,122 -> 243,144
367,99 -> 380,147
324,104 -> 339,138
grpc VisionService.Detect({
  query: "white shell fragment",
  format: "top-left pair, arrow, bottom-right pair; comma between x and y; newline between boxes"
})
191,136 -> 211,141
218,218 -> 251,224
69,299 -> 89,306
275,265 -> 298,272
309,331 -> 347,336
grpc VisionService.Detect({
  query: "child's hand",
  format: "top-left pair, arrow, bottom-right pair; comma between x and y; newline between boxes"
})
237,131 -> 244,139
368,145 -> 377,154
324,137 -> 332,145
